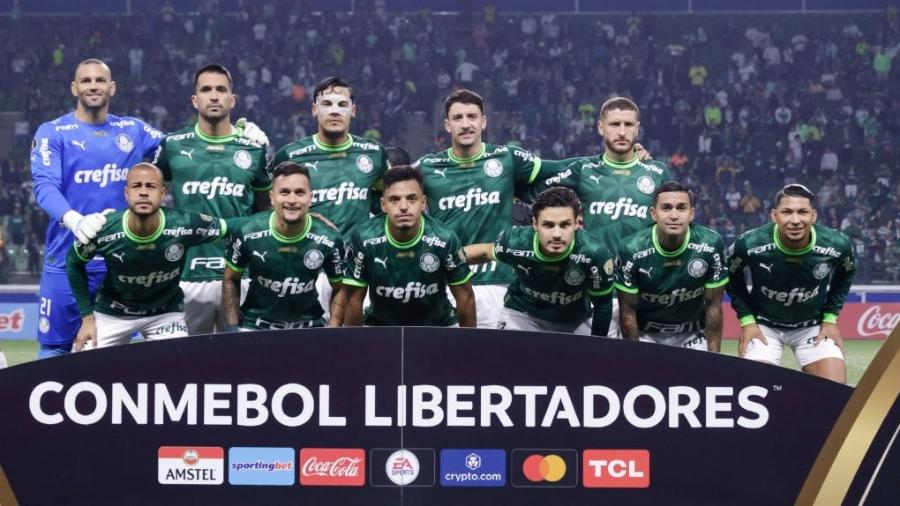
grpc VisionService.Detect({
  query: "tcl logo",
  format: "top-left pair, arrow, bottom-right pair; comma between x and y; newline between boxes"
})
582,450 -> 650,488
299,448 -> 365,486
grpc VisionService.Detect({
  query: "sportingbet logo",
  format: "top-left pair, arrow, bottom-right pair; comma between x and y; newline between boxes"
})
437,188 -> 501,212
374,282 -> 439,303
74,163 -> 129,187
311,182 -> 368,205
182,176 -> 246,200
641,287 -> 704,307
228,447 -> 294,486
256,275 -> 316,298
0,309 -> 25,332
760,285 -> 820,307
583,449 -> 650,488
299,448 -> 365,486
589,197 -> 648,220
158,446 -> 223,485
117,268 -> 181,287
857,306 -> 900,338
523,287 -> 583,305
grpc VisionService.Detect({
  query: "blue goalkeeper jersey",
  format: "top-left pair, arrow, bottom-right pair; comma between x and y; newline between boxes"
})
31,112 -> 163,273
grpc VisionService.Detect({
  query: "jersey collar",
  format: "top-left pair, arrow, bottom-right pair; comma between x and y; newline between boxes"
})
447,144 -> 486,165
313,133 -> 353,152
269,212 -> 312,243
194,123 -> 237,143
773,224 -> 816,255
652,224 -> 690,258
385,216 -> 425,249
601,153 -> 639,169
123,209 -> 166,244
532,230 -> 575,262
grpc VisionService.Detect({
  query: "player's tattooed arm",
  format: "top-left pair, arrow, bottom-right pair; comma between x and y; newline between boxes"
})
462,243 -> 495,264
617,291 -> 640,341
450,282 -> 477,328
328,282 -> 346,327
343,286 -> 367,326
222,267 -> 243,331
703,286 -> 726,353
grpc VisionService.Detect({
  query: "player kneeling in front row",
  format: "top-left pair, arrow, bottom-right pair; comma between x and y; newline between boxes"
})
342,166 -> 476,327
464,187 -> 614,336
615,182 -> 728,351
67,163 -> 227,349
223,162 -> 345,330
726,184 -> 855,383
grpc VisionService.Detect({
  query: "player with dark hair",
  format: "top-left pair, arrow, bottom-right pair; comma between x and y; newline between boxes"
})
342,166 -> 475,327
66,163 -> 227,349
463,187 -> 614,336
615,181 -> 728,351
726,184 -> 856,382
152,62 -> 271,335
414,89 -> 563,329
223,161 -> 345,331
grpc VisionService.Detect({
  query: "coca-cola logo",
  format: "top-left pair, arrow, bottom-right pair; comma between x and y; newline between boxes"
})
857,306 -> 900,338
298,448 -> 366,486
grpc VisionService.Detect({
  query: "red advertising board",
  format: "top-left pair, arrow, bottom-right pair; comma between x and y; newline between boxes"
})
723,303 -> 900,339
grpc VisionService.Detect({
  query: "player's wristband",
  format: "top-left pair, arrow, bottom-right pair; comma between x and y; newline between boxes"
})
738,315 -> 757,327
821,313 -> 838,324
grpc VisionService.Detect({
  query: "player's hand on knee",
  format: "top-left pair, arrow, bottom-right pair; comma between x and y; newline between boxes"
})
738,323 -> 765,357
74,315 -> 97,352
236,118 -> 269,146
633,143 -> 653,161
816,322 -> 844,352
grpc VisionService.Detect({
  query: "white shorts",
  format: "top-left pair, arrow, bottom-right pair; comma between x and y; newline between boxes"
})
0,349 -> 7,369
181,279 -> 249,335
744,323 -> 844,366
93,311 -> 188,348
474,284 -> 507,329
498,307 -> 591,335
316,272 -> 332,322
640,331 -> 707,351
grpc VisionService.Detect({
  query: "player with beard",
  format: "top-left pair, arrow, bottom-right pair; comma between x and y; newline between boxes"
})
223,162 -> 345,331
342,166 -> 475,327
152,63 -> 271,335
463,187 -> 614,336
66,163 -> 227,349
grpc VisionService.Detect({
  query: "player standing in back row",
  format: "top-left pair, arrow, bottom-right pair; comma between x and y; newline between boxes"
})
726,184 -> 855,382
152,63 -> 271,335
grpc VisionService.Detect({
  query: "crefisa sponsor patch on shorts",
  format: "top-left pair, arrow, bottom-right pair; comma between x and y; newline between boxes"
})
158,446 -> 224,485
228,447 -> 295,486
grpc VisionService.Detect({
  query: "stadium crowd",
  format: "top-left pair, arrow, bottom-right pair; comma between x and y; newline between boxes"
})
0,4 -> 898,283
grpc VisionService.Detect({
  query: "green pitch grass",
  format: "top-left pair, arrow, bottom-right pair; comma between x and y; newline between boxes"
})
0,339 -> 886,387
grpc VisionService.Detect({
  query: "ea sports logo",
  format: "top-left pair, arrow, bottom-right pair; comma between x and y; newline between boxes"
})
385,449 -> 419,486
522,454 -> 567,483
813,262 -> 831,280
116,133 -> 134,153
564,268 -> 585,286
636,175 -> 655,195
304,249 -> 324,270
687,258 -> 708,278
356,154 -> 374,174
233,150 -> 253,170
420,253 -> 440,273
165,243 -> 184,262
483,158 -> 503,178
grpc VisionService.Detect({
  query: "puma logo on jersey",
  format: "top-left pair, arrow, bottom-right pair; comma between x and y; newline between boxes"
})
516,264 -> 532,275
180,149 -> 194,160
304,161 -> 319,172
253,250 -> 268,262
110,251 -> 126,263
588,174 -> 602,185
434,168 -> 448,178
759,263 -> 774,274
639,267 -> 654,277
71,140 -> 86,151
374,257 -> 388,269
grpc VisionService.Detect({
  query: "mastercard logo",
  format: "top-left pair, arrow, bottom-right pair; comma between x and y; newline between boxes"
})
521,454 -> 567,482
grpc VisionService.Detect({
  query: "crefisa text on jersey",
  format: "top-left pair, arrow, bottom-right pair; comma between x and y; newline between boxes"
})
29,382 -> 770,429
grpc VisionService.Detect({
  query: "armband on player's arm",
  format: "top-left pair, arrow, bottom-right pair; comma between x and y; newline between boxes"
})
462,243 -> 495,264
65,245 -> 95,317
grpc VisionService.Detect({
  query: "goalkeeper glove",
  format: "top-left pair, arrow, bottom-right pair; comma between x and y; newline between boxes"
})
63,209 -> 115,244
236,118 -> 269,146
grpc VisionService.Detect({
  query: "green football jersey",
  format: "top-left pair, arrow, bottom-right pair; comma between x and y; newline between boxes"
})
615,224 -> 728,333
226,212 -> 344,329
67,209 -> 226,317
494,226 -> 614,326
415,143 -> 554,286
343,215 -> 473,326
152,124 -> 270,281
726,223 -> 856,329
534,154 -> 672,248
272,134 -> 388,235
